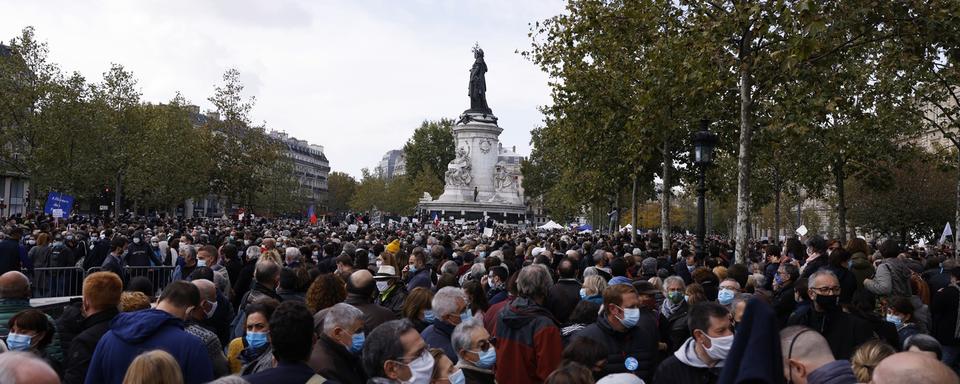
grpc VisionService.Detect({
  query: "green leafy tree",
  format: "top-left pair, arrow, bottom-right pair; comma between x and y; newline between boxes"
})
91,63 -> 144,217
327,171 -> 357,214
402,119 -> 455,185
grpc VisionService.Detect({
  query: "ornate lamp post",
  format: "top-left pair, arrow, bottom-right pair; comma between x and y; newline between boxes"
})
692,119 -> 718,261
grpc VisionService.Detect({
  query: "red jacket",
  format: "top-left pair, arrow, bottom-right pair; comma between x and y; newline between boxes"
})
493,297 -> 562,384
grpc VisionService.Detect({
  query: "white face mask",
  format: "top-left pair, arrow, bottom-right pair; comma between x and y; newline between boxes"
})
401,351 -> 435,384
376,281 -> 389,292
133,238 -> 141,244
703,333 -> 734,361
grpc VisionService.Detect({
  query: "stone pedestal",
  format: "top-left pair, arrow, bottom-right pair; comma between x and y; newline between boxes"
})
420,111 -> 526,224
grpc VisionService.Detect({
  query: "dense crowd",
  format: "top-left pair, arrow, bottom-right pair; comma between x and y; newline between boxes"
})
0,212 -> 957,384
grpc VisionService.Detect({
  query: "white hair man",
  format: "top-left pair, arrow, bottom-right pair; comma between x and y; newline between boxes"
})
422,287 -> 470,363
309,303 -> 367,383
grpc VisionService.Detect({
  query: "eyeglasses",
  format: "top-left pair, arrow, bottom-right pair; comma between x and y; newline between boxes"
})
810,286 -> 841,295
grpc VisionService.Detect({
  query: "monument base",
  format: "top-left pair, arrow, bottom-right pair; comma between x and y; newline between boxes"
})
418,200 -> 527,225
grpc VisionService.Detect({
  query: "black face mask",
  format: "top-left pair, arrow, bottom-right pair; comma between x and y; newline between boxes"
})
815,294 -> 840,311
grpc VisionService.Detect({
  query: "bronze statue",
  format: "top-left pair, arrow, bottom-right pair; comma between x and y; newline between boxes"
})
468,44 -> 491,114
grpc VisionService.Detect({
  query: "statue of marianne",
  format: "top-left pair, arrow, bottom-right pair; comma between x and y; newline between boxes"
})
468,44 -> 492,114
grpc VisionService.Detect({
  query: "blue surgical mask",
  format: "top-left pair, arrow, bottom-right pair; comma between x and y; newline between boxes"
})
886,314 -> 903,328
718,289 -> 735,305
449,369 -> 466,384
472,347 -> 497,369
197,259 -> 207,267
408,265 -> 417,273
350,332 -> 365,354
579,288 -> 588,300
424,309 -> 436,323
774,274 -> 784,285
460,309 -> 473,323
683,294 -> 690,303
6,332 -> 31,351
616,306 -> 641,328
245,331 -> 269,349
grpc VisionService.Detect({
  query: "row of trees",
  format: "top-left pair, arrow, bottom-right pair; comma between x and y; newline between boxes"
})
328,119 -> 454,216
522,0 -> 960,261
0,27 -> 303,216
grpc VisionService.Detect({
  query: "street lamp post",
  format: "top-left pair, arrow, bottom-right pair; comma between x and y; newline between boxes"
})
692,119 -> 718,261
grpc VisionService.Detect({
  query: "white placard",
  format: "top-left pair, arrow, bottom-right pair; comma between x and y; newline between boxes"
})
52,208 -> 64,218
796,225 -> 808,236
483,228 -> 494,238
347,224 -> 358,233
455,219 -> 465,225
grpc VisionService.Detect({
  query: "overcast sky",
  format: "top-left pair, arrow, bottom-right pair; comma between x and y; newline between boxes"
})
1,0 -> 565,177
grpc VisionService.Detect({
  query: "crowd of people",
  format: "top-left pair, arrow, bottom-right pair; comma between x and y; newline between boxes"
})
0,212 -> 957,384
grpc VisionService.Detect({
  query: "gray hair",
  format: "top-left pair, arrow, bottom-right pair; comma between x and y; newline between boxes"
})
452,317 -> 485,357
808,269 -> 839,289
0,351 -> 58,383
663,276 -> 686,293
285,247 -> 301,263
517,264 -> 552,300
245,245 -> 261,261
179,245 -> 197,261
432,287 -> 467,318
592,249 -> 606,263
323,303 -> 364,335
441,260 -> 459,276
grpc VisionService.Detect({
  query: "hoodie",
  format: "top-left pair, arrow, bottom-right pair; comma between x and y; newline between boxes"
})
718,298 -> 784,384
493,297 -> 562,384
85,309 -> 213,384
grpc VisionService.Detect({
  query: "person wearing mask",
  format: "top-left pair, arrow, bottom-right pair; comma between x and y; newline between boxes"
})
345,269 -> 397,335
374,265 -> 408,316
172,245 -> 199,282
405,250 -> 433,291
243,302 -> 329,384
422,287 -> 471,363
6,309 -> 60,374
787,270 -> 873,360
779,325 -> 858,384
673,249 -> 696,285
309,303 -> 368,384
772,263 -> 799,326
187,279 -> 230,377
580,275 -> 607,305
101,236 -> 127,282
235,260 -> 284,332
485,266 -> 508,305
361,319 -> 433,384
547,258 -> 582,324
887,296 -> 923,348
799,235 -> 829,279
653,302 -> 733,384
660,276 -> 690,353
85,281 -> 213,384
452,318 -> 496,384
125,230 -> 160,267
226,300 -> 279,375
198,245 -> 232,299
402,287 -> 435,333
63,272 -> 122,384
494,264 -> 562,384
576,284 -> 659,382
717,279 -> 741,308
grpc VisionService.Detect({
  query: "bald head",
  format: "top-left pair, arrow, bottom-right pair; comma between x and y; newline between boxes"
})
0,351 -> 59,384
191,279 -> 216,301
781,326 -> 835,384
872,352 -> 958,384
347,269 -> 375,298
0,271 -> 30,299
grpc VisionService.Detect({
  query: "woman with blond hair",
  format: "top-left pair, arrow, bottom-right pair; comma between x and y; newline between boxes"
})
122,350 -> 184,384
579,275 -> 606,305
850,340 -> 895,383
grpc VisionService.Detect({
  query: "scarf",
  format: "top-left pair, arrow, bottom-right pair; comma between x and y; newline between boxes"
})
661,297 -> 683,319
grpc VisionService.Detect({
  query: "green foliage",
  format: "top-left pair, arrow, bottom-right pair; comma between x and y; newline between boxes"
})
327,171 -> 357,214
402,119 -> 455,185
348,166 -> 440,216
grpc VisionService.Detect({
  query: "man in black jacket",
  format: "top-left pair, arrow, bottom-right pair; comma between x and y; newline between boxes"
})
654,302 -> 733,384
575,284 -> 659,383
125,230 -> 160,267
308,303 -> 367,384
546,258 -> 581,324
63,271 -> 122,384
772,263 -> 799,327
787,269 -> 873,360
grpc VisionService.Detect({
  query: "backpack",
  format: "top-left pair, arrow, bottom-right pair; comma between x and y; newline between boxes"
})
229,290 -> 251,340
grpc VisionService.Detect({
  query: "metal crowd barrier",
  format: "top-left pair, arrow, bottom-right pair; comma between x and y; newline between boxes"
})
25,265 -> 178,299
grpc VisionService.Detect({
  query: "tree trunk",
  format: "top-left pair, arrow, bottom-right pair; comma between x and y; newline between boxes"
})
734,63 -> 754,265
661,138 -> 672,252
113,172 -> 123,218
834,155 -> 848,242
631,176 -> 638,244
955,149 -> 959,260
774,186 -> 781,244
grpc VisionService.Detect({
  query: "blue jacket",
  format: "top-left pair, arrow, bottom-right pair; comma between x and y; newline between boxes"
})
406,268 -> 432,291
85,309 -> 213,384
422,320 -> 458,363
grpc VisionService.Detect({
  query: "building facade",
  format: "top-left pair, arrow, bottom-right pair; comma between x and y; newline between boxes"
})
270,131 -> 330,211
375,149 -> 406,179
